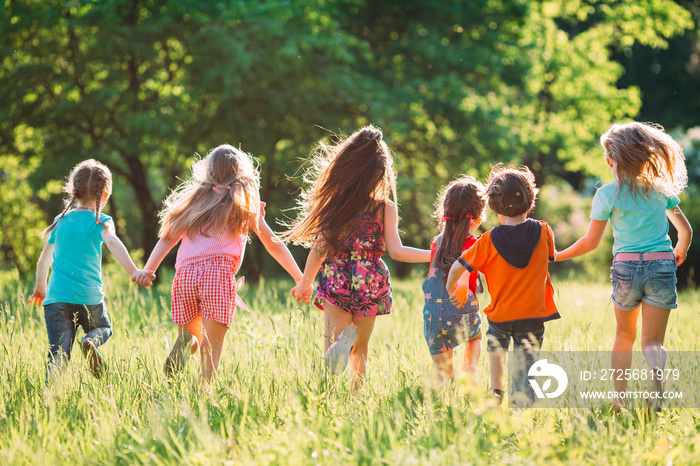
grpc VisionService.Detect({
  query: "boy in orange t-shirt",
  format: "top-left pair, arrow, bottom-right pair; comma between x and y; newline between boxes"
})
446,165 -> 560,405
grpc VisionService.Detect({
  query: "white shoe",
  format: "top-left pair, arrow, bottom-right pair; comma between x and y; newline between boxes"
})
164,331 -> 194,378
325,325 -> 359,375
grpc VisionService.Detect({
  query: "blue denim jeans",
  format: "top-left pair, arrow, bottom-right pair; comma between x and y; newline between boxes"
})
610,259 -> 678,311
487,319 -> 545,405
44,302 -> 112,377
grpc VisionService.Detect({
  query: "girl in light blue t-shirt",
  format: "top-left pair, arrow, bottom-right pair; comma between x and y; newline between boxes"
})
556,122 -> 692,412
29,159 -> 147,380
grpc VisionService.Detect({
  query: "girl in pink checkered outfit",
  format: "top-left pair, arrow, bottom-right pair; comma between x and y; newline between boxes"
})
285,126 -> 430,390
133,145 -> 302,382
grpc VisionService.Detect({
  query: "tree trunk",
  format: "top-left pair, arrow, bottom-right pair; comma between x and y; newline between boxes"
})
123,152 -> 159,256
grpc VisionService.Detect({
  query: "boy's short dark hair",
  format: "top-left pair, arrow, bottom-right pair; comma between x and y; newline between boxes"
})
485,165 -> 539,217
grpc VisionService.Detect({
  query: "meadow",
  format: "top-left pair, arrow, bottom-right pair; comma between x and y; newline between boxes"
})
1,267 -> 700,465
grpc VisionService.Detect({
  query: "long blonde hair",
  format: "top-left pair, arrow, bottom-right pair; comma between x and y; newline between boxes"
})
601,122 -> 688,198
159,145 -> 261,240
42,159 -> 112,241
284,126 -> 397,251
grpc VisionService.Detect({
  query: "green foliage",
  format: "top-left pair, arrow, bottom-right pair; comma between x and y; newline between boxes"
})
0,0 -> 697,284
615,0 -> 700,130
1,274 -> 700,463
536,182 -> 614,277
0,155 -> 53,275
672,128 -> 700,287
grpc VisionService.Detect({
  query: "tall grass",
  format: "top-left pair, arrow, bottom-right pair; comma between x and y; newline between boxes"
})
1,266 -> 699,464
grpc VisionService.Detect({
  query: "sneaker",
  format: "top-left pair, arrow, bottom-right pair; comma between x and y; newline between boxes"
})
81,337 -> 106,379
489,388 -> 506,406
645,367 -> 664,417
325,325 -> 359,375
164,331 -> 194,378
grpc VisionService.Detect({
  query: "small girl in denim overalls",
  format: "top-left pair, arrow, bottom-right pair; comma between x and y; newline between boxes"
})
423,176 -> 487,381
557,122 -> 692,411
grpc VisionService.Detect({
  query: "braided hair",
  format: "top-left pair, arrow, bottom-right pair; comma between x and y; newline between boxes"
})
432,176 -> 486,277
41,159 -> 113,240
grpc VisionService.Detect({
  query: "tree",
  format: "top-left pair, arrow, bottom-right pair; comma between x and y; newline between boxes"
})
326,0 -> 692,268
614,0 -> 700,130
1,0 -> 695,282
0,0 -> 370,276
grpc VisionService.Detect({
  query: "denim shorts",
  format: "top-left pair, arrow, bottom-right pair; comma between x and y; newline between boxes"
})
487,319 -> 545,405
486,319 -> 545,353
610,259 -> 677,311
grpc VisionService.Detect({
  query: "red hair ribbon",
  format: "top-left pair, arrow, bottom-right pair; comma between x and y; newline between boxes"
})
212,184 -> 231,194
96,218 -> 112,234
441,216 -> 451,222
465,215 -> 473,220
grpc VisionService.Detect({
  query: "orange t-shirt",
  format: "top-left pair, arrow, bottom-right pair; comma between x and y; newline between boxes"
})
459,220 -> 560,324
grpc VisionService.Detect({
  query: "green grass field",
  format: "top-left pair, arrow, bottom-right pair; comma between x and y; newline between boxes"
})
1,267 -> 700,465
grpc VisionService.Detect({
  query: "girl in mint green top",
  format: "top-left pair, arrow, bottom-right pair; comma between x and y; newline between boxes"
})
556,122 -> 692,410
29,159 -> 146,380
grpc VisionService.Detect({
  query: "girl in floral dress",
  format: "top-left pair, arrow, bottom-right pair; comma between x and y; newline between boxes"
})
286,126 -> 430,390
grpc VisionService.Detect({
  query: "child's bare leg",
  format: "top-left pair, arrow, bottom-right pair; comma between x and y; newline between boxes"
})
182,315 -> 203,354
463,336 -> 482,373
200,318 -> 228,383
349,315 -> 376,391
640,303 -> 670,371
323,303 -> 353,353
432,349 -> 454,382
641,303 -> 670,411
489,351 -> 506,391
611,306 -> 639,400
164,316 -> 203,378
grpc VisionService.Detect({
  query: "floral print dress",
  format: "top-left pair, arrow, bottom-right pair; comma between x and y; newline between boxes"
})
314,206 -> 392,317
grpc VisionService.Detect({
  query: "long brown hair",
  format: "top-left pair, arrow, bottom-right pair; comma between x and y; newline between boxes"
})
284,126 -> 397,251
601,122 -> 688,198
433,176 -> 486,276
159,144 -> 261,240
42,159 -> 112,241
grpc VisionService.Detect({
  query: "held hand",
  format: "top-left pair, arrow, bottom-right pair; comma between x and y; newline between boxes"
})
300,287 -> 313,303
28,288 -> 45,306
291,282 -> 314,303
132,269 -> 156,287
449,281 -> 471,309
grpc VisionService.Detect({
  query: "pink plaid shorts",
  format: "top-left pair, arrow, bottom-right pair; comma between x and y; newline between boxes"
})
171,255 -> 246,328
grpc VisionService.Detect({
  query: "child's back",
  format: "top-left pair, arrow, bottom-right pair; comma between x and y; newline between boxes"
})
45,210 -> 113,305
446,165 -> 559,406
30,159 -> 143,380
287,126 -> 430,389
592,182 -> 678,255
465,218 -> 558,324
314,204 -> 390,316
423,176 -> 486,380
556,121 -> 692,412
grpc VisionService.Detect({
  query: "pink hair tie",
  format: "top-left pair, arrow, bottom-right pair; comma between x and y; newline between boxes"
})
441,216 -> 451,223
465,215 -> 473,220
212,184 -> 231,194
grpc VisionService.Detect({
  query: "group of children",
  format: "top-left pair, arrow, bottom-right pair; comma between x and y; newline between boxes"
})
30,121 -> 692,408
